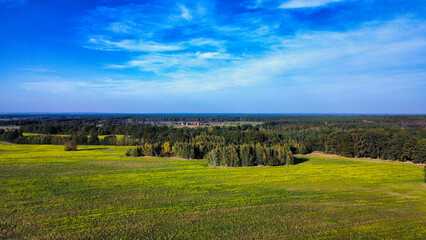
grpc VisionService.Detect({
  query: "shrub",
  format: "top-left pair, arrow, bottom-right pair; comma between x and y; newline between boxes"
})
125,147 -> 143,157
64,141 -> 78,151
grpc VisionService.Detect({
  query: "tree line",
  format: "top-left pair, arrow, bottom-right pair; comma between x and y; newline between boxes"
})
1,116 -> 425,164
324,129 -> 425,163
125,142 -> 294,167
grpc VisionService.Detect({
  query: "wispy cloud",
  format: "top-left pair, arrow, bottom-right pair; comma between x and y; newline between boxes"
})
80,1 -> 283,55
279,0 -> 344,9
23,18 -> 426,101
87,37 -> 183,52
5,0 -> 425,113
75,19 -> 425,97
22,66 -> 56,73
179,5 -> 192,21
188,38 -> 224,48
107,51 -> 238,73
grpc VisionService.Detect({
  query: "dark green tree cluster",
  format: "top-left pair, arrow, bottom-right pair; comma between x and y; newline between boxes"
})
325,129 -> 425,163
88,129 -> 100,145
125,142 -> 174,157
172,142 -> 197,159
125,141 -> 294,167
0,129 -> 23,142
100,135 -> 118,145
14,135 -> 71,145
207,144 -> 294,167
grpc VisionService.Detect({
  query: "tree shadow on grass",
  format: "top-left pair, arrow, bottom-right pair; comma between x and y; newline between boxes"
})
77,148 -> 108,151
293,157 -> 309,165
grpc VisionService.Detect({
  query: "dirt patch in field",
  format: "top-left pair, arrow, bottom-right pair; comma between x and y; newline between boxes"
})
386,191 -> 420,199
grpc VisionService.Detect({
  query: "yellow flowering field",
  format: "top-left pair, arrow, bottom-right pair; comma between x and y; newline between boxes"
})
0,143 -> 425,239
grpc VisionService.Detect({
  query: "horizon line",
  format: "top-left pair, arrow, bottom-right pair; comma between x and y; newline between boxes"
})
1,112 -> 425,116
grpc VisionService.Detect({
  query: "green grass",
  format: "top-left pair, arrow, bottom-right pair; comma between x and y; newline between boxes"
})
0,143 -> 425,239
97,135 -> 124,140
22,133 -> 124,140
22,133 -> 70,137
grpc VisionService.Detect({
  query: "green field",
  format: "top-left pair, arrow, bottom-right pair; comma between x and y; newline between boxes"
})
0,143 -> 425,239
22,133 -> 124,140
98,135 -> 124,140
22,133 -> 71,138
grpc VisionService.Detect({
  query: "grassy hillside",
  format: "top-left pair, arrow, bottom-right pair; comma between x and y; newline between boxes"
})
0,143 -> 425,239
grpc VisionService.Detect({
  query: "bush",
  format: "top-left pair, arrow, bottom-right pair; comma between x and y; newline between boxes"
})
64,141 -> 78,151
125,147 -> 143,157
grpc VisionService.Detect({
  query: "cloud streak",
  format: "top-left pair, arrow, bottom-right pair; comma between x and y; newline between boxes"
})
279,0 -> 344,9
87,37 -> 183,52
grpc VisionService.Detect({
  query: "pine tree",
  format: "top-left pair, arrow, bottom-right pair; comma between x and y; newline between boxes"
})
221,146 -> 230,166
283,144 -> 294,165
240,145 -> 254,166
255,143 -> 264,166
88,129 -> 100,145
228,145 -> 240,167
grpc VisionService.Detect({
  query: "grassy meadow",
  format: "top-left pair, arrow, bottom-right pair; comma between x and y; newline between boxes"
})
22,133 -> 125,140
0,143 -> 425,239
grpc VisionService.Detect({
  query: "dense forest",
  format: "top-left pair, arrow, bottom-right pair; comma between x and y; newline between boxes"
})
0,115 -> 425,164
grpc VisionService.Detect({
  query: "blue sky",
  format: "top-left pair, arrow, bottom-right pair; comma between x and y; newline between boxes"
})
0,0 -> 425,113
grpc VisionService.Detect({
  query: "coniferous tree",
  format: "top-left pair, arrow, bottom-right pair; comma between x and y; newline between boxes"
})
207,149 -> 221,166
88,129 -> 100,145
284,144 -> 294,165
228,145 -> 240,167
240,145 -> 254,166
221,146 -> 230,166
255,143 -> 264,166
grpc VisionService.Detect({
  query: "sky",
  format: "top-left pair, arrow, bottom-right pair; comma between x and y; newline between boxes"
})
0,0 -> 425,114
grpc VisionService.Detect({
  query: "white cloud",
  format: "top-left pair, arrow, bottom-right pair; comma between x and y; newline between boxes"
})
107,51 -> 238,73
111,39 -> 182,52
22,67 -> 55,73
24,19 -> 426,103
120,19 -> 424,95
279,0 -> 343,9
188,38 -> 224,47
195,52 -> 236,59
179,5 -> 192,21
106,21 -> 134,34
86,37 -> 183,52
